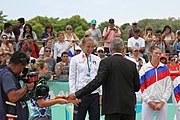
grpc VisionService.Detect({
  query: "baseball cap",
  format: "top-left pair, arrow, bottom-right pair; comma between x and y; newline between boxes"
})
75,46 -> 82,51
109,18 -> 114,23
97,47 -> 104,52
160,54 -> 167,59
132,21 -> 138,25
91,19 -> 97,25
133,46 -> 140,52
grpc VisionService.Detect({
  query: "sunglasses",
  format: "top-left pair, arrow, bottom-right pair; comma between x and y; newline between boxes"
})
67,29 -> 72,30
98,51 -> 104,53
134,50 -> 139,52
85,35 -> 89,37
45,50 -> 51,52
170,59 -> 175,61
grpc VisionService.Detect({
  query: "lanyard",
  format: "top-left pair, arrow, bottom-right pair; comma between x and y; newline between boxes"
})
82,53 -> 92,78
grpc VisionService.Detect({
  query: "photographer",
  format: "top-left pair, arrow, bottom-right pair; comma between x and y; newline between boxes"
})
30,59 -> 68,120
0,51 -> 34,120
102,18 -> 121,54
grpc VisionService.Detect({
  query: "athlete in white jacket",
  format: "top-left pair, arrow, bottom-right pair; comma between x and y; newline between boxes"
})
69,37 -> 102,120
139,46 -> 172,120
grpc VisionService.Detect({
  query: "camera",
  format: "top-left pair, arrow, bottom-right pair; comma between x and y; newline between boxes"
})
21,68 -> 39,83
21,68 -> 50,101
110,28 -> 116,31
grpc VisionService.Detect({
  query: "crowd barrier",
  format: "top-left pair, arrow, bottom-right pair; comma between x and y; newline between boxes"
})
28,80 -> 176,120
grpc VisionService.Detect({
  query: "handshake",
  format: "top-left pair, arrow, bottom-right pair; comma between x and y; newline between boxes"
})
55,93 -> 80,106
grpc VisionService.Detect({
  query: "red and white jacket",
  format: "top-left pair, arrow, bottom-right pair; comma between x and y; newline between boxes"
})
139,62 -> 172,103
172,76 -> 180,111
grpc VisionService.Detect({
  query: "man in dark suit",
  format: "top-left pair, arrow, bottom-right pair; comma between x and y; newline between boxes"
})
68,37 -> 140,120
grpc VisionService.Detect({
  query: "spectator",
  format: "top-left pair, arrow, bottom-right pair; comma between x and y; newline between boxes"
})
0,56 -> 10,69
40,23 -> 55,47
126,22 -> 143,39
96,47 -> 106,59
23,47 -> 36,62
69,37 -> 102,120
0,23 -> 16,50
154,30 -> 166,54
167,54 -> 180,80
39,38 -> 53,58
103,18 -> 121,54
74,45 -> 82,56
17,17 -> 25,34
89,19 -> 102,46
162,25 -> 175,54
173,30 -> 180,54
30,59 -> 68,120
64,25 -> 79,56
64,25 -> 79,43
129,47 -> 146,71
54,32 -> 73,62
44,46 -> 56,75
160,54 -> 167,64
0,51 -> 4,64
55,52 -> 69,81
172,76 -> 180,120
21,34 -> 40,59
12,18 -> 25,50
0,51 -> 34,120
19,24 -> 38,50
143,27 -> 156,55
1,34 -> 14,57
139,46 -> 172,120
128,28 -> 145,57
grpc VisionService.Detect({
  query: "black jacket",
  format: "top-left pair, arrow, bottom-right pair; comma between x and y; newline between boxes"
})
75,54 -> 140,115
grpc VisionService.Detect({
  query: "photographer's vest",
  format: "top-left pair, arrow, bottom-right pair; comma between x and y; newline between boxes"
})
0,67 -> 29,120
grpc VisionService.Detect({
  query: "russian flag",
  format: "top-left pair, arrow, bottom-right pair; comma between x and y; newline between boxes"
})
174,84 -> 180,103
140,66 -> 169,92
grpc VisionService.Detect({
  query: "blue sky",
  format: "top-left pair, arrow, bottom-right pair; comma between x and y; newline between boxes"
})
0,0 -> 180,26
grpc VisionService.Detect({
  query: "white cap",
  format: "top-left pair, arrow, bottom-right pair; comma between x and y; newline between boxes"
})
75,46 -> 82,51
96,47 -> 104,52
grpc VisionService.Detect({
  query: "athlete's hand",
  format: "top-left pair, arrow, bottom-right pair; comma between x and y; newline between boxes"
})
148,101 -> 157,110
155,101 -> 165,111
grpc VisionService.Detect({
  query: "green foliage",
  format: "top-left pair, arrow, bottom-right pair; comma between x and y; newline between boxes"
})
1,10 -> 180,43
120,23 -> 131,41
0,10 -> 7,23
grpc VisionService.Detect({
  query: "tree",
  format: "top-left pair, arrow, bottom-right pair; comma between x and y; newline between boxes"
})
0,10 -> 7,23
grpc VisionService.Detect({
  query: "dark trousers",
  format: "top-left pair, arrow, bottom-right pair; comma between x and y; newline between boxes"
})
105,113 -> 134,120
73,93 -> 100,120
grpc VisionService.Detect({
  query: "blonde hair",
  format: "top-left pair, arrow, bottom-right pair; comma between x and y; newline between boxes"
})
66,25 -> 72,30
34,59 -> 47,70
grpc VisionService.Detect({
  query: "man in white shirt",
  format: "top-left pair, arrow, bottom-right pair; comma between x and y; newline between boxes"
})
54,32 -> 73,62
128,28 -> 145,57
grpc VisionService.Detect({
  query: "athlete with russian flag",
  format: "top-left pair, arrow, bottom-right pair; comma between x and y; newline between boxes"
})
139,46 -> 172,120
172,76 -> 180,120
